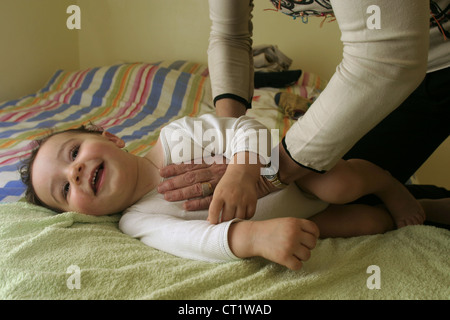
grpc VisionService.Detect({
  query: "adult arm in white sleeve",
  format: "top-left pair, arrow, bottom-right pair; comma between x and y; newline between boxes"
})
284,0 -> 429,172
208,0 -> 254,109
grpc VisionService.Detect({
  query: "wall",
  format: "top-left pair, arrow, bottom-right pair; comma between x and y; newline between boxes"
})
415,138 -> 450,189
252,6 -> 343,80
0,0 -> 342,100
76,0 -> 343,80
77,0 -> 212,73
0,0 -> 80,102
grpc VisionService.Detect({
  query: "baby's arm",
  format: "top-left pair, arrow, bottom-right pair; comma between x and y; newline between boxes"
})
228,218 -> 320,270
120,212 -> 241,263
120,209 -> 319,269
208,151 -> 262,224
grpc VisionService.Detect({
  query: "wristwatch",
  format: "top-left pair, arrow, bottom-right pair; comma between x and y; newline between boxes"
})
263,172 -> 288,189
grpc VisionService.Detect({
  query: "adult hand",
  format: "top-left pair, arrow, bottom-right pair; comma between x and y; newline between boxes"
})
158,154 -> 280,211
158,155 -> 227,211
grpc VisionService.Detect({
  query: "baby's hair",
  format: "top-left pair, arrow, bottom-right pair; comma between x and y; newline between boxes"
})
19,123 -> 104,212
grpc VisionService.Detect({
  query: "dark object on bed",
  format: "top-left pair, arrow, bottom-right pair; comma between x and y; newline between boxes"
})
254,70 -> 302,88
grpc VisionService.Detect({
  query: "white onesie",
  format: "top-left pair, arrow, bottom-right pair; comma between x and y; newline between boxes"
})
119,115 -> 328,262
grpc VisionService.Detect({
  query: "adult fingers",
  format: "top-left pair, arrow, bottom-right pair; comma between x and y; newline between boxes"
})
159,162 -> 211,178
158,168 -> 214,193
183,196 -> 213,211
159,155 -> 227,178
163,182 -> 212,201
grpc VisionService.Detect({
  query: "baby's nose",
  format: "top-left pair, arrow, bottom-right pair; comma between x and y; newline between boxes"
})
70,163 -> 85,185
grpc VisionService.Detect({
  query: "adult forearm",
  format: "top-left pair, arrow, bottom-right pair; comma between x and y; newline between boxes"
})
285,0 -> 429,172
208,0 -> 254,111
215,98 -> 247,118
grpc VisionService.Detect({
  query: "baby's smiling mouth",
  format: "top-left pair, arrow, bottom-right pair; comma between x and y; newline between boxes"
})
90,163 -> 104,195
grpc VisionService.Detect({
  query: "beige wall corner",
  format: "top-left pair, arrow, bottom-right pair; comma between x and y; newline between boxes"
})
415,137 -> 450,189
0,0 -> 79,102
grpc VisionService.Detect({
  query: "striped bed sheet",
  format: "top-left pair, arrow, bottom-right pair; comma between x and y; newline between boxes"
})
0,60 -> 325,203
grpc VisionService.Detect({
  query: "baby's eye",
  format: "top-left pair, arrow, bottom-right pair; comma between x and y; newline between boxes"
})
63,182 -> 70,199
70,146 -> 79,161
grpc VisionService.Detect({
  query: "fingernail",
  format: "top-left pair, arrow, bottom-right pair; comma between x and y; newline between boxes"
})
164,194 -> 173,201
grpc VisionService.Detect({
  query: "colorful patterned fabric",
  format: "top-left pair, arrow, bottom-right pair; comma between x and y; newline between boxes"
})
0,60 -> 324,203
0,61 -> 214,202
269,0 -> 333,20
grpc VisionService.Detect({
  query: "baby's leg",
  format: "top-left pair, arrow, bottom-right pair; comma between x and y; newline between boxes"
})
309,204 -> 395,238
374,176 -> 426,228
297,159 -> 425,228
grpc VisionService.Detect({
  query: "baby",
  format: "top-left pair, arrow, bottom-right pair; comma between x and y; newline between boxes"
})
21,115 -> 433,270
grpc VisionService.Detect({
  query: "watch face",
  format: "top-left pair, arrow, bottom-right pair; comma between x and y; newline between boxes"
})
264,174 -> 277,180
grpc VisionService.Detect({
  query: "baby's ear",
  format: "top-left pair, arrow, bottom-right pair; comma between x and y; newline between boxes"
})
102,131 -> 125,148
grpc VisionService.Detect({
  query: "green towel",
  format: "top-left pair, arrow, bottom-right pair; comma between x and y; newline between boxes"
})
1,201 -> 449,299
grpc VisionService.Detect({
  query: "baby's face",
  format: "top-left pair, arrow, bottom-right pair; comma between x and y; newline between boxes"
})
32,131 -> 138,215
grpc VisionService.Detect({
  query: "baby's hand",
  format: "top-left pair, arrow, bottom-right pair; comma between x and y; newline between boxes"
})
207,152 -> 260,224
228,218 -> 320,270
252,218 -> 319,270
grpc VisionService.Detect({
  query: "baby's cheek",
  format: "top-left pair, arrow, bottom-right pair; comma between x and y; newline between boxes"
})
71,193 -> 98,215
75,197 -> 113,216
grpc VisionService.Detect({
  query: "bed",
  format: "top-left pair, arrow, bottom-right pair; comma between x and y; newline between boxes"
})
0,60 -> 449,300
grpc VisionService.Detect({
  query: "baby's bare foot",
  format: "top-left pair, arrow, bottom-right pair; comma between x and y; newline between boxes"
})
377,180 -> 426,228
